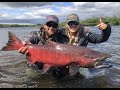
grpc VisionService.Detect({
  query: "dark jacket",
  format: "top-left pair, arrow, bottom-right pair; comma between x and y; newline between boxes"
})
25,27 -> 69,45
26,24 -> 111,47
59,23 -> 111,47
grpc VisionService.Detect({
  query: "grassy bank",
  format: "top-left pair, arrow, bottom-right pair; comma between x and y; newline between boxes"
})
0,24 -> 35,28
0,16 -> 120,28
59,16 -> 120,27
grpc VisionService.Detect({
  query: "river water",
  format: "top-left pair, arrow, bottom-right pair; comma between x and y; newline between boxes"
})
0,26 -> 120,88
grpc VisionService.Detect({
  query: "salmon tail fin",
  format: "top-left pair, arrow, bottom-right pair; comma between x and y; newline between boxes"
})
1,31 -> 23,51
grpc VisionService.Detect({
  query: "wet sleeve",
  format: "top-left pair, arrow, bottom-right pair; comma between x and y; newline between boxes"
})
24,31 -> 40,44
87,24 -> 111,44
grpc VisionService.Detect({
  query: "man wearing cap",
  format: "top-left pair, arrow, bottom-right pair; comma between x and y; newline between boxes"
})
58,14 -> 111,76
59,14 -> 111,46
18,15 -> 69,79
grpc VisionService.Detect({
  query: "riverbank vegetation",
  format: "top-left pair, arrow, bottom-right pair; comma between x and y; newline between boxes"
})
0,16 -> 120,28
0,24 -> 36,28
59,16 -> 120,27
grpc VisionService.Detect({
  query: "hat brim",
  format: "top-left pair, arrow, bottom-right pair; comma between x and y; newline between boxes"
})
46,21 -> 58,24
67,20 -> 79,23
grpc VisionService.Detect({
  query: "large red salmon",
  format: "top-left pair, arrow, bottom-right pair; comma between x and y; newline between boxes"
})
1,31 -> 112,76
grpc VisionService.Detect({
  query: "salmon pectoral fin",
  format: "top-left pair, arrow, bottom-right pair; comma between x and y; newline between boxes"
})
41,64 -> 51,74
69,63 -> 80,76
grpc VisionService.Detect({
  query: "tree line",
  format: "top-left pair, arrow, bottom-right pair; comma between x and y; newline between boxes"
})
59,16 -> 120,27
0,24 -> 35,28
0,16 -> 120,28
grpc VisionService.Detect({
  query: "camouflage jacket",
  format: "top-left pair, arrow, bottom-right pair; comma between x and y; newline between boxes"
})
24,26 -> 69,45
59,23 -> 111,47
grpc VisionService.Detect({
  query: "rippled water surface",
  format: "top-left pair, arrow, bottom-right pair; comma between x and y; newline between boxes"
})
0,26 -> 120,88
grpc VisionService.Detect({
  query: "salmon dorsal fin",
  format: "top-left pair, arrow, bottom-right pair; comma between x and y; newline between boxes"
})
69,63 -> 80,76
41,64 -> 51,74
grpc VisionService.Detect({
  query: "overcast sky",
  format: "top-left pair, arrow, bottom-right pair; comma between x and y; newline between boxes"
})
0,2 -> 120,24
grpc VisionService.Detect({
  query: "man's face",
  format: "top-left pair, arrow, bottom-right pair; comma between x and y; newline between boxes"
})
67,21 -> 80,33
44,21 -> 58,37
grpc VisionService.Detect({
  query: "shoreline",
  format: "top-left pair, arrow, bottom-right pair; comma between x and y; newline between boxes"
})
0,16 -> 120,28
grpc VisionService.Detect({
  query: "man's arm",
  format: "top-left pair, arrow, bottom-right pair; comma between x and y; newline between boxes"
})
18,31 -> 40,54
24,31 -> 40,44
87,23 -> 111,44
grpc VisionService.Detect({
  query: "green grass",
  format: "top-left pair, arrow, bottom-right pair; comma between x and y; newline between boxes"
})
59,16 -> 120,27
0,24 -> 35,28
1,16 -> 120,28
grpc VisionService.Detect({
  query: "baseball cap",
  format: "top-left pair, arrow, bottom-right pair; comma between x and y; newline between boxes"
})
67,14 -> 79,23
46,15 -> 59,24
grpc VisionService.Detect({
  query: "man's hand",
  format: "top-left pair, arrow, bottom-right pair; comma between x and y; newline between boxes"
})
95,19 -> 107,30
18,41 -> 30,55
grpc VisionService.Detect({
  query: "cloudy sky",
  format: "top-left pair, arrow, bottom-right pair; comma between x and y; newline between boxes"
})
0,2 -> 120,24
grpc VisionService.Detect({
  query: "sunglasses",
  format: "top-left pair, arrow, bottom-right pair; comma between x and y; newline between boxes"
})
46,22 -> 58,28
68,21 -> 79,26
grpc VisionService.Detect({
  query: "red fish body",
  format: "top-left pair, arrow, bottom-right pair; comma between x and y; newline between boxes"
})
1,31 -> 112,75
26,44 -> 111,67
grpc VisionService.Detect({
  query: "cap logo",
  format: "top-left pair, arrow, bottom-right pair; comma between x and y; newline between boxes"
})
46,15 -> 58,24
68,14 -> 79,21
48,17 -> 56,21
69,15 -> 76,19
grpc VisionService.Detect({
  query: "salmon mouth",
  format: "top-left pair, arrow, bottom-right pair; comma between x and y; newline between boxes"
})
94,62 -> 112,69
93,57 -> 111,67
94,57 -> 108,62
93,57 -> 112,68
